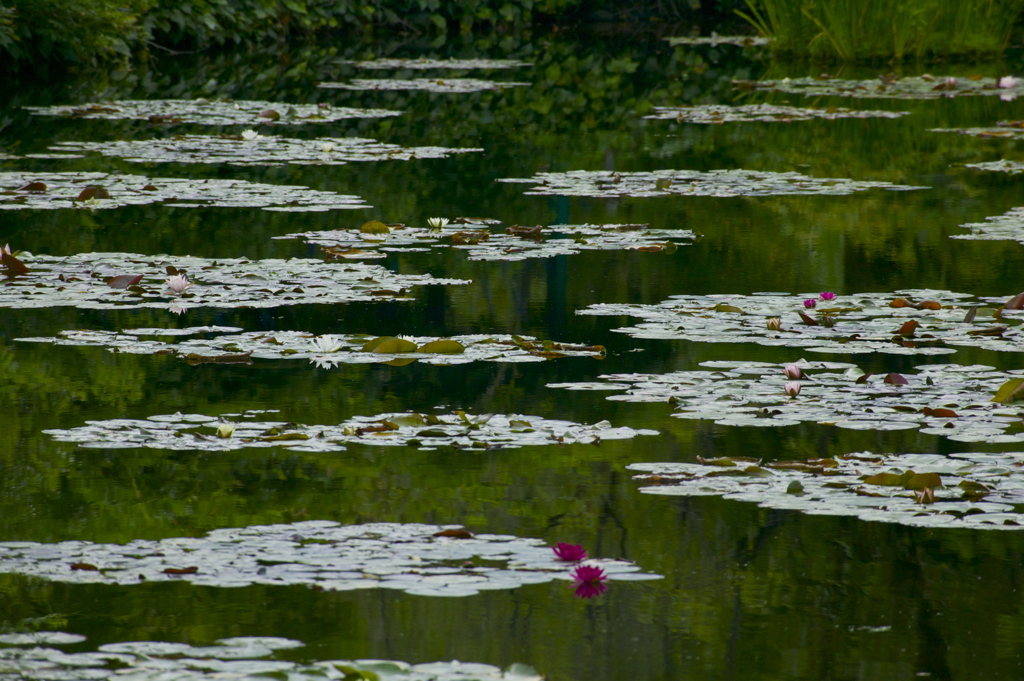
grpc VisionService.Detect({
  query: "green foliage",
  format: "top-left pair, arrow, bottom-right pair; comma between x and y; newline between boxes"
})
0,0 -> 152,65
739,0 -> 1024,60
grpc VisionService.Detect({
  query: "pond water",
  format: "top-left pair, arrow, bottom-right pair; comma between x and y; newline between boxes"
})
2,26 -> 1024,680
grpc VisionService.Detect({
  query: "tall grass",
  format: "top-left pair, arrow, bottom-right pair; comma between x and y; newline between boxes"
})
737,0 -> 1024,61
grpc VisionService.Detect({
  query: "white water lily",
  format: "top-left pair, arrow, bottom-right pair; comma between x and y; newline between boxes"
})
428,217 -> 449,233
310,335 -> 342,353
165,273 -> 193,294
320,142 -> 335,153
216,423 -> 236,438
310,356 -> 341,370
999,76 -> 1019,89
241,129 -> 260,141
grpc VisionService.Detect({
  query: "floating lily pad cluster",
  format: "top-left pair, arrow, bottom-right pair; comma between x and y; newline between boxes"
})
318,79 -> 530,93
0,252 -> 468,311
667,35 -> 772,47
336,58 -> 533,70
930,123 -> 1024,140
497,169 -> 925,198
49,135 -> 483,167
24,99 -> 402,126
0,172 -> 369,212
281,222 -> 696,261
0,520 -> 660,595
629,449 -> 1024,530
44,408 -> 657,452
955,207 -> 1024,244
965,160 -> 1024,174
18,328 -> 607,367
0,633 -> 543,681
579,290 -> 1024,354
644,104 -> 909,124
549,359 -> 1024,443
734,75 -> 1024,99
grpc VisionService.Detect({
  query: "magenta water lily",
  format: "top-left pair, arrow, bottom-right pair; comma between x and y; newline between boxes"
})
570,564 -> 608,599
552,542 -> 588,562
803,298 -> 816,308
818,291 -> 836,301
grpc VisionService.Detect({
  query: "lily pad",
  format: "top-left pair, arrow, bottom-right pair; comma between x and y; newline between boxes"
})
0,172 -> 369,211
278,221 -> 696,261
24,99 -> 402,126
17,329 -> 606,366
549,359 -> 1024,443
734,75 -> 1024,99
965,160 -> 1024,175
0,252 -> 468,311
645,104 -> 909,123
336,58 -> 533,70
666,35 -> 772,47
318,79 -> 530,93
630,449 -> 1024,530
497,169 -> 925,198
48,135 -> 483,167
0,520 -> 659,595
43,409 -> 657,452
0,633 -> 544,681
930,125 -> 1024,140
579,289 -> 1024,354
956,206 -> 1024,244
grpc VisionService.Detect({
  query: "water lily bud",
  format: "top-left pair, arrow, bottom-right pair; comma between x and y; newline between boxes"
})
766,317 -> 782,331
216,423 -> 236,438
803,299 -> 816,309
784,381 -> 801,398
783,364 -> 801,380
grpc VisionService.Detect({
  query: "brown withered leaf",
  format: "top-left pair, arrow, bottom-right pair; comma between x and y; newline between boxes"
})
77,186 -> 111,201
883,372 -> 909,385
894,319 -> 919,336
1,251 -> 30,275
163,566 -> 199,575
922,407 -> 959,418
17,181 -> 46,192
70,562 -> 99,571
1004,292 -> 1024,310
798,312 -> 819,326
106,274 -> 144,289
855,372 -> 874,384
183,351 -> 253,366
505,224 -> 544,240
432,529 -> 474,539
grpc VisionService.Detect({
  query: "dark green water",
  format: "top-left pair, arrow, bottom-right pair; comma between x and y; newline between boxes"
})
2,28 -> 1024,680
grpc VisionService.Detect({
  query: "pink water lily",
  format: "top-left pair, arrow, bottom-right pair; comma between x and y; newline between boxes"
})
166,273 -> 193,295
803,298 -> 816,308
552,542 -> 588,562
999,76 -> 1019,89
784,381 -> 801,398
819,291 -> 836,301
783,364 -> 802,380
571,564 -> 608,599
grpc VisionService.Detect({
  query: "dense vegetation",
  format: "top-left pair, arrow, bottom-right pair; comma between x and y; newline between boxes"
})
739,0 -> 1024,60
0,0 -> 740,69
